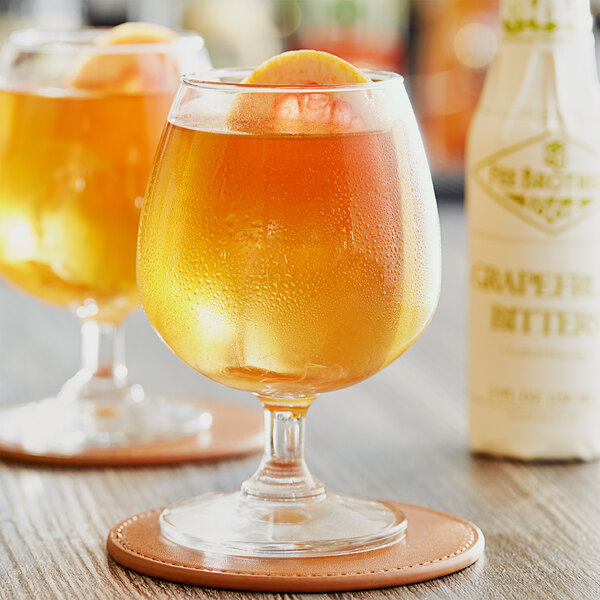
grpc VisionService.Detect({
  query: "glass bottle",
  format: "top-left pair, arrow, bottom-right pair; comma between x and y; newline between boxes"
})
467,0 -> 600,460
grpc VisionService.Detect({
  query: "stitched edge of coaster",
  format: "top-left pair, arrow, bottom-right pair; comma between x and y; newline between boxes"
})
111,507 -> 479,578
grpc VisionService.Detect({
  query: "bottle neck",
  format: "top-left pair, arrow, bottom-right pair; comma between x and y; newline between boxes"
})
500,0 -> 593,41
477,0 -> 599,126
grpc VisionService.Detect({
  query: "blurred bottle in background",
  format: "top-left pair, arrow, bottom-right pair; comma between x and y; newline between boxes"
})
414,0 -> 499,178
281,0 -> 409,72
183,0 -> 282,67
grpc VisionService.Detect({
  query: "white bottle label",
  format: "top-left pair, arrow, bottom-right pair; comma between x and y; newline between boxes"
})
472,133 -> 600,235
468,127 -> 600,460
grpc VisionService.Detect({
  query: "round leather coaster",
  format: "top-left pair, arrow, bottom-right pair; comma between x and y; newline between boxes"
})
107,502 -> 484,591
0,400 -> 263,467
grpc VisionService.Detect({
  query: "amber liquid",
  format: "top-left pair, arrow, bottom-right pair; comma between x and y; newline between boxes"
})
138,123 -> 438,396
0,90 -> 172,322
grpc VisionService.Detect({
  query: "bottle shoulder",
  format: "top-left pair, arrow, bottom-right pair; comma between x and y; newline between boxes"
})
474,37 -> 600,121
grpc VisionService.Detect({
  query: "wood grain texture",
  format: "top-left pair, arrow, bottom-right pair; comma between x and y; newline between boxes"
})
1,204 -> 599,599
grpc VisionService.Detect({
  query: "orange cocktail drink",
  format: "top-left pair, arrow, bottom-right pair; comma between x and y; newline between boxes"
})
0,26 -> 214,455
0,89 -> 171,321
140,123 -> 436,396
0,24 -> 186,323
137,52 -> 441,556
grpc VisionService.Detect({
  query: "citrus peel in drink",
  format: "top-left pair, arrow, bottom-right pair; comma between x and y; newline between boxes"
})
228,50 -> 371,134
92,22 -> 178,45
243,50 -> 371,86
69,22 -> 180,93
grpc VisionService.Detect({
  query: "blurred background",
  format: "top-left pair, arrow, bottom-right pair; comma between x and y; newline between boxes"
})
2,0 -> 600,199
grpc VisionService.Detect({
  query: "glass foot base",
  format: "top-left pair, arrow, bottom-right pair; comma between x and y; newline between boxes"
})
160,491 -> 407,557
0,394 -> 212,455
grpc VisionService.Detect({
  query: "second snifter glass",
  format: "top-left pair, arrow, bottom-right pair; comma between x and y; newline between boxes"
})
137,66 -> 441,556
0,27 -> 212,454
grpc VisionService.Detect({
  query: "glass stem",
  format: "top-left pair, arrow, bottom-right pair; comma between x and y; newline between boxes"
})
242,397 -> 326,502
80,320 -> 128,392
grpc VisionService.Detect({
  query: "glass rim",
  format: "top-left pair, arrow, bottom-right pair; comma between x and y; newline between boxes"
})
6,27 -> 206,54
181,67 -> 404,93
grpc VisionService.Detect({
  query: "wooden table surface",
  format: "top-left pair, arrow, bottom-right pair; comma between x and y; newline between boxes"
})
1,203 -> 599,600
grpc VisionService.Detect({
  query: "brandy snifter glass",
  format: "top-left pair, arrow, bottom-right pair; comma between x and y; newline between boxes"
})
0,28 -> 213,454
137,67 -> 441,556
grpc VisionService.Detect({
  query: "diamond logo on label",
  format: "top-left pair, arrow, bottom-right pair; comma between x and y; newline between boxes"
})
472,132 -> 600,235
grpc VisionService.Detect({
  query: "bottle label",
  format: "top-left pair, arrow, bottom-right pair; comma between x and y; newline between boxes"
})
471,131 -> 600,235
501,0 -> 591,36
468,130 -> 600,459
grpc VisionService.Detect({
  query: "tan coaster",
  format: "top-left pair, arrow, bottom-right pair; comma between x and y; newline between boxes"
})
107,502 -> 484,591
0,400 -> 263,467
